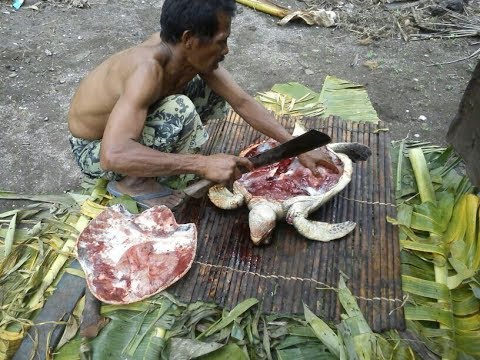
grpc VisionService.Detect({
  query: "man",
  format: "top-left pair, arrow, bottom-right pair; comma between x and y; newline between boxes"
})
68,0 -> 336,209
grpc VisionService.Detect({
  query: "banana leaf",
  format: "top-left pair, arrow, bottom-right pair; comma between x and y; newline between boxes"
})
3,213 -> 16,257
256,77 -> 380,124
402,275 -> 450,300
286,325 -> 317,338
276,344 -> 336,360
89,307 -> 169,360
52,336 -> 81,360
390,141 -> 480,358
303,305 -> 341,358
198,298 -> 258,339
275,336 -> 318,349
256,82 -> 324,117
319,76 -> 380,124
167,338 -> 223,360
198,343 -> 247,360
0,191 -> 79,207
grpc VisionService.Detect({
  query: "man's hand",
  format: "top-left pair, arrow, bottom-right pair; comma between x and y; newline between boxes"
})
298,148 -> 338,176
200,154 -> 254,185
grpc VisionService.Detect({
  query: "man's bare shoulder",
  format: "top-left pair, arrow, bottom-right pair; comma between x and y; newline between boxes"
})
92,33 -> 163,72
69,34 -> 165,116
84,35 -> 166,94
140,32 -> 161,47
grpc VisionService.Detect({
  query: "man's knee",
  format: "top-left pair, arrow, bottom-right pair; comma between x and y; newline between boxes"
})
147,94 -> 198,127
143,94 -> 204,151
174,95 -> 196,115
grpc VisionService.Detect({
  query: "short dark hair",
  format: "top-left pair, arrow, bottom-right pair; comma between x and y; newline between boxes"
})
160,0 -> 236,44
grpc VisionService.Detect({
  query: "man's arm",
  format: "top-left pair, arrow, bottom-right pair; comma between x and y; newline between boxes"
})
100,63 -> 252,183
203,66 -> 338,173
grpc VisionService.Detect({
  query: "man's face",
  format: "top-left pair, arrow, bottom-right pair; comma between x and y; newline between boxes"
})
187,12 -> 231,73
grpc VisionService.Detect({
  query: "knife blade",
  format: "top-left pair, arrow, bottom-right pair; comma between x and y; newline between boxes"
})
183,129 -> 332,199
248,130 -> 331,168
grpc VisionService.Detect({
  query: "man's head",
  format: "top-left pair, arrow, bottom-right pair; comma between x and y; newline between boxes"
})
160,0 -> 236,73
160,0 -> 236,44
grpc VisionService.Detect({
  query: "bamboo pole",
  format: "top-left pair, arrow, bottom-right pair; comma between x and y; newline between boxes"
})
236,0 -> 289,19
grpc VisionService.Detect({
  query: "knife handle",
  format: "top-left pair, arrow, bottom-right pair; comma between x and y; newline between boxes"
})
183,179 -> 215,199
183,164 -> 251,199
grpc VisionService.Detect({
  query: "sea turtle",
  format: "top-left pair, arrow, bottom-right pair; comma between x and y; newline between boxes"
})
208,124 -> 371,245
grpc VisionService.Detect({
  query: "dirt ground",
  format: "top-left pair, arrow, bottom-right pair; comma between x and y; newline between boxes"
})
0,0 -> 479,208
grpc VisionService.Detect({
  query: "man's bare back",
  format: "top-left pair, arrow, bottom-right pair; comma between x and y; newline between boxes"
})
68,33 -> 191,140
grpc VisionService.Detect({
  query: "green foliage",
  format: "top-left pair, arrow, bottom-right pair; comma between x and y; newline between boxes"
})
389,141 -> 480,359
255,77 -> 380,123
319,76 -> 380,123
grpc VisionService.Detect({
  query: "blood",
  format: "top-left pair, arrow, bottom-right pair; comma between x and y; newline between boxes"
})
91,263 -> 128,301
238,243 -> 260,268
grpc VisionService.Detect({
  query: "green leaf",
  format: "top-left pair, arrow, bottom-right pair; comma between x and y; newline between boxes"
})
90,308 -> 168,360
452,290 -> 480,316
107,195 -> 139,214
231,320 -> 245,341
198,343 -> 248,360
276,344 -> 336,360
271,82 -> 316,100
337,277 -> 371,334
125,300 -> 172,356
275,336 -> 316,350
4,213 -> 17,257
410,201 -> 449,234
408,148 -> 437,204
256,83 -> 324,117
470,285 -> 480,300
287,325 -> 317,338
168,338 -> 223,360
67,193 -> 91,205
0,209 -> 20,219
402,275 -> 450,300
53,336 -> 81,360
303,304 -> 340,358
319,76 -> 379,123
404,305 -> 454,328
394,203 -> 413,227
199,298 -> 258,338
262,318 -> 272,360
400,240 -> 447,257
351,333 -> 392,360
0,191 -> 78,206
455,334 -> 480,356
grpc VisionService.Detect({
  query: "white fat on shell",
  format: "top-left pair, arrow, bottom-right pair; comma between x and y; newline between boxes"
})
97,222 -> 195,265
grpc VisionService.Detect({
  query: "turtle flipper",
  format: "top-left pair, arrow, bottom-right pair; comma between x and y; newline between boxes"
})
291,214 -> 356,242
208,183 -> 245,209
328,142 -> 371,162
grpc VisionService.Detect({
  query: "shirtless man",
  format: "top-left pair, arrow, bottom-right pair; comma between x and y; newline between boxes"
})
68,0 -> 336,209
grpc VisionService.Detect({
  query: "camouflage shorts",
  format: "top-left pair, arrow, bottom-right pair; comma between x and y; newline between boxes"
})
69,76 -> 226,189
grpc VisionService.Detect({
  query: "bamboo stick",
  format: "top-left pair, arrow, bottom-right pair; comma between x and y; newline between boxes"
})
236,0 -> 289,19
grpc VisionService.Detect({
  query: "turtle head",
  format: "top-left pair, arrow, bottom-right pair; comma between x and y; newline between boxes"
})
249,203 -> 278,245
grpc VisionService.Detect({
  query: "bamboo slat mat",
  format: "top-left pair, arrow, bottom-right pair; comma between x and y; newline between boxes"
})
171,111 -> 405,332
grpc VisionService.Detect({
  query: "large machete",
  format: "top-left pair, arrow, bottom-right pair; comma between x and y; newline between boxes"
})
183,129 -> 332,198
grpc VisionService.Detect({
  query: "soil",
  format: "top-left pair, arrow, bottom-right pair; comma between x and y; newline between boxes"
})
0,0 -> 479,210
